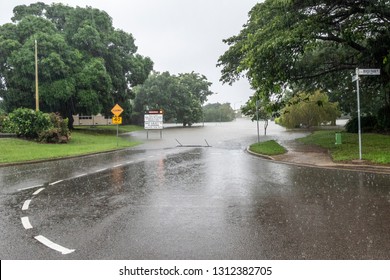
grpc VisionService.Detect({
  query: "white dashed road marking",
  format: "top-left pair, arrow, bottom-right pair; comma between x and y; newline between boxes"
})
34,235 -> 75,255
21,217 -> 33,229
19,181 -> 77,255
33,188 -> 45,195
18,156 -> 160,255
74,173 -> 87,178
49,180 -> 63,186
22,199 -> 31,211
96,168 -> 107,172
17,185 -> 43,192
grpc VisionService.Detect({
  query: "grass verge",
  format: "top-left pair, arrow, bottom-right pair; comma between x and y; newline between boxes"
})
249,140 -> 287,156
298,130 -> 390,164
0,125 -> 143,164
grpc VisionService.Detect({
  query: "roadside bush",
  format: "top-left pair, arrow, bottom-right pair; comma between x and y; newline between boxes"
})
38,113 -> 70,143
2,108 -> 71,143
345,115 -> 378,133
0,114 -> 7,132
2,108 -> 52,138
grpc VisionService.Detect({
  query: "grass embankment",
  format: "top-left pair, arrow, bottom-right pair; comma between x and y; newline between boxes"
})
298,130 -> 390,164
0,125 -> 143,164
249,140 -> 287,156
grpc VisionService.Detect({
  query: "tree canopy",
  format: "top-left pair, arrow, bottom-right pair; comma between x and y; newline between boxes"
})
133,71 -> 215,126
203,103 -> 235,122
278,91 -> 341,128
0,2 -> 153,127
218,0 -> 390,116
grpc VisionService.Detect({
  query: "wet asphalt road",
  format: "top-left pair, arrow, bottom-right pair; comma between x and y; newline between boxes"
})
1,119 -> 390,259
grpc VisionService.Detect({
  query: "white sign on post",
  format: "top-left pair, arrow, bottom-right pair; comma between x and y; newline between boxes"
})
358,69 -> 380,75
144,114 -> 163,130
354,68 -> 381,160
144,110 -> 163,139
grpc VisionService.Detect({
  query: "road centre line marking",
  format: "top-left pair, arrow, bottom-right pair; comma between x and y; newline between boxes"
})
74,173 -> 87,178
49,180 -> 63,186
33,188 -> 45,195
18,185 -> 43,192
22,199 -> 32,211
21,217 -> 33,229
96,168 -> 107,172
113,164 -> 122,168
34,235 -> 75,255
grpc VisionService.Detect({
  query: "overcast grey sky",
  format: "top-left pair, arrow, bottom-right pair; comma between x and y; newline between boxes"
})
1,0 -> 259,107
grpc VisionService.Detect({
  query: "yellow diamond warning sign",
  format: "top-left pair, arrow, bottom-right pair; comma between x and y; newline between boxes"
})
111,104 -> 124,116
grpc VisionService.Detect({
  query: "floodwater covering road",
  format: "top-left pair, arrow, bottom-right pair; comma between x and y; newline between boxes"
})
0,119 -> 389,259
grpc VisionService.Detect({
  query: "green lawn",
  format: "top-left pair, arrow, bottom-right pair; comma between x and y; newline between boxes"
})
249,140 -> 287,156
298,130 -> 390,164
73,124 -> 142,134
0,125 -> 143,164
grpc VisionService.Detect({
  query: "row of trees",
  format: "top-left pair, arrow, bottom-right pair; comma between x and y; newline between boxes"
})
218,0 -> 390,131
0,3 -> 153,128
133,71 -> 214,126
203,103 -> 235,122
0,2 -> 218,130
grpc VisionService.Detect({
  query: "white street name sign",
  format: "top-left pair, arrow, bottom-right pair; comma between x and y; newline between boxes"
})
358,69 -> 380,75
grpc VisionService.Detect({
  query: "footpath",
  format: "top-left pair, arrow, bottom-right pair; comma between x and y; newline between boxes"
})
251,139 -> 390,175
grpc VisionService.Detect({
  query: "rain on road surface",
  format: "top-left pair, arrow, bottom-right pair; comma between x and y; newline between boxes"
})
1,119 -> 389,259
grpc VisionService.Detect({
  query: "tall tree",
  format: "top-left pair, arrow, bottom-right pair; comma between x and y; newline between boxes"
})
0,2 -> 153,127
133,71 -> 215,126
203,103 -> 235,122
218,0 -> 390,115
279,91 -> 341,128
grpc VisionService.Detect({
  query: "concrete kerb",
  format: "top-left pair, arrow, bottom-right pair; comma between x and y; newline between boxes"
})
246,146 -> 390,175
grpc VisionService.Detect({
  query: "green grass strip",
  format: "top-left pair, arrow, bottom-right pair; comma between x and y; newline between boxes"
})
298,130 -> 390,164
0,125 -> 143,164
249,140 -> 287,156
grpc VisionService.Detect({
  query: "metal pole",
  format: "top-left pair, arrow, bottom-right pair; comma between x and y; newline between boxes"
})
256,100 -> 260,143
35,40 -> 39,111
116,124 -> 119,146
356,68 -> 362,160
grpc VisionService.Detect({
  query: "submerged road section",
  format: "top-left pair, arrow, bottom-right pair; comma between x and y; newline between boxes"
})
1,120 -> 389,259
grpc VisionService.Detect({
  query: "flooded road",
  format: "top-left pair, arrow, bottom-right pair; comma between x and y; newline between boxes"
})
1,119 -> 389,259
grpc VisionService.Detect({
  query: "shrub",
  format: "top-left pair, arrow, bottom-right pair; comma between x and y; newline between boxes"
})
2,108 -> 71,143
0,114 -> 6,132
2,108 -> 52,138
345,115 -> 378,133
38,113 -> 70,143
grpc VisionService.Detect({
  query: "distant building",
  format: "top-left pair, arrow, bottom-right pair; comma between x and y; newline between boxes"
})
73,114 -> 112,126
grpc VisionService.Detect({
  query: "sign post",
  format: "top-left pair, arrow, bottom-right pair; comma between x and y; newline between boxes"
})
353,68 -> 380,160
111,104 -> 124,146
144,109 -> 164,139
256,100 -> 260,143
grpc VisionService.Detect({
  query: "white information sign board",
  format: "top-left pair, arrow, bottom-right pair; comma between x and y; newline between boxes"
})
144,113 -> 163,130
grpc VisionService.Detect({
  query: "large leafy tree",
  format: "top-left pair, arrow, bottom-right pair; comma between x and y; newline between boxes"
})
133,71 -> 215,126
203,103 -> 235,122
218,0 -> 390,116
279,91 -> 341,128
0,2 -> 153,127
